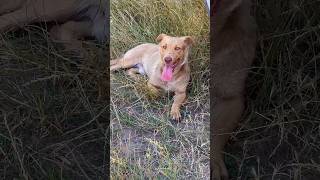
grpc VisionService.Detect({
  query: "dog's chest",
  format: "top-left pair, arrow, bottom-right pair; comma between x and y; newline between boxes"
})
149,75 -> 176,91
159,80 -> 177,92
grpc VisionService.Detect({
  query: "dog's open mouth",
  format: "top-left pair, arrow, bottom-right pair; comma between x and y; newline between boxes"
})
161,64 -> 177,82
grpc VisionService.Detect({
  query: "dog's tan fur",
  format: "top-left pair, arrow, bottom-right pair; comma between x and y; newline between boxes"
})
211,0 -> 257,179
110,34 -> 193,121
0,0 -> 107,48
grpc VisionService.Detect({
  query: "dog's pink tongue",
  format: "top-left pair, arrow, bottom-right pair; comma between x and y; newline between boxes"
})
161,65 -> 173,81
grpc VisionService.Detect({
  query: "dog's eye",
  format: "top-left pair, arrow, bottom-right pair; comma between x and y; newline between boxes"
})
175,47 -> 181,51
162,45 -> 167,49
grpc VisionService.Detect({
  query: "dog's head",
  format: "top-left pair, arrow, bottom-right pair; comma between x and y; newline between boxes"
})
156,34 -> 193,81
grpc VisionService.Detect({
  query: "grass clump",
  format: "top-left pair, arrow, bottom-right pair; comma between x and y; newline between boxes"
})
0,25 -> 108,179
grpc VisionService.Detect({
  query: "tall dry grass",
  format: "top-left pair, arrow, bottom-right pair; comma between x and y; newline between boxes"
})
0,22 -> 108,179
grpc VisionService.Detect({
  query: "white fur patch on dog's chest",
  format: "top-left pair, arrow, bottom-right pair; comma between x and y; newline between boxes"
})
161,80 -> 176,91
133,63 -> 145,75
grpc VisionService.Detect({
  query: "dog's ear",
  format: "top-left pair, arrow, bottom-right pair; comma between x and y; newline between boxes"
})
156,34 -> 167,43
183,36 -> 194,45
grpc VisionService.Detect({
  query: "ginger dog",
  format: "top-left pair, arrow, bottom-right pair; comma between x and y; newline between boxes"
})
0,0 -> 108,48
211,0 -> 257,179
110,34 -> 193,121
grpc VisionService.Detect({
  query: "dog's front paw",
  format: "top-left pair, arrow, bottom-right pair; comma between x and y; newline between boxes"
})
170,108 -> 181,121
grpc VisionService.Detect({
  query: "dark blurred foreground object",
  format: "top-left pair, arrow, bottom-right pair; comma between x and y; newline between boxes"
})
211,0 -> 257,179
0,0 -> 108,49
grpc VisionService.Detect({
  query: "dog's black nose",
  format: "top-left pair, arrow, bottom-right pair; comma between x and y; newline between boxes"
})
164,57 -> 172,63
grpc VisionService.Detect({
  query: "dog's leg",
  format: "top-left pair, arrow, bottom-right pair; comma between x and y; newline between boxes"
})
110,58 -> 123,71
110,59 -> 119,66
50,20 -> 92,54
0,0 -> 25,15
212,95 -> 245,180
171,91 -> 186,121
147,81 -> 161,97
110,57 -> 141,71
0,0 -> 75,33
50,20 -> 92,41
110,58 -> 127,71
0,6 -> 37,32
126,68 -> 140,80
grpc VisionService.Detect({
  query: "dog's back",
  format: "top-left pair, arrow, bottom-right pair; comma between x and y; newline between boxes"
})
0,0 -> 108,42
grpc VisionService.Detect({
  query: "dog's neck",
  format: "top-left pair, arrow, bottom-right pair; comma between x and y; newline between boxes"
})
173,60 -> 188,77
